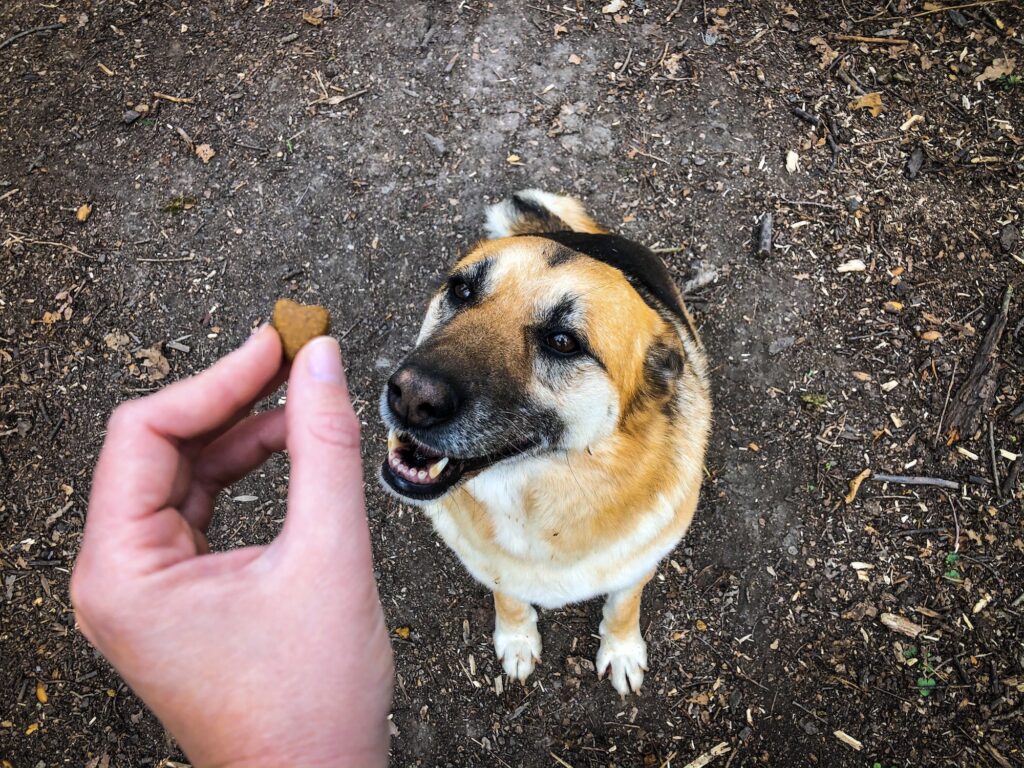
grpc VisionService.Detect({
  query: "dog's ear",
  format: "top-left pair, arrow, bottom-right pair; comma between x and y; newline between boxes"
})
641,336 -> 685,403
485,189 -> 607,238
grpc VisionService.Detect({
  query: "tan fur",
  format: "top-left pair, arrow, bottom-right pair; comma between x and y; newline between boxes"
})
393,192 -> 711,695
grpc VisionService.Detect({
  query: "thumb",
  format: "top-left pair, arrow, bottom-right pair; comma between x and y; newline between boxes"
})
281,336 -> 370,559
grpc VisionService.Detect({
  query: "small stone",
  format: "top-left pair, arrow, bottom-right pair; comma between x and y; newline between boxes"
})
769,336 -> 795,355
421,131 -> 446,156
122,110 -> 141,125
999,224 -> 1019,254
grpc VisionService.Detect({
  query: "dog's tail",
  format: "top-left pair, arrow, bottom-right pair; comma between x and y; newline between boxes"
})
484,189 -> 607,239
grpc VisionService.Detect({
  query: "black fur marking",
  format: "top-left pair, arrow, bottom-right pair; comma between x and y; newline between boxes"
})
526,232 -> 686,324
511,193 -> 569,233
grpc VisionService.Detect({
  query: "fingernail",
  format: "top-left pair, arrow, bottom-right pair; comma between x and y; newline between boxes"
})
306,337 -> 342,383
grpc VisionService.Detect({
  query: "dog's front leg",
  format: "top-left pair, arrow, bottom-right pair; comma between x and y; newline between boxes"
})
596,574 -> 652,697
492,591 -> 541,683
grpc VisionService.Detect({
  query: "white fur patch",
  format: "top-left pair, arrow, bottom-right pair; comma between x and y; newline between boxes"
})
484,189 -> 588,238
493,603 -> 542,681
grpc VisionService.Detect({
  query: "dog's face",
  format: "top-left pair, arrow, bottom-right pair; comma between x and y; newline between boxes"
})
379,236 -> 685,504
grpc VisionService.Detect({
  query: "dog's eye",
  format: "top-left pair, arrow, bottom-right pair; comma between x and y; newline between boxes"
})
544,332 -> 580,356
449,278 -> 472,302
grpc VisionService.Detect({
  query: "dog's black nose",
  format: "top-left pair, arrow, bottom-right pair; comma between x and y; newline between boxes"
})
387,366 -> 460,428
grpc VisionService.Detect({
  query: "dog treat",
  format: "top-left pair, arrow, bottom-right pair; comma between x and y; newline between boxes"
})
271,298 -> 331,360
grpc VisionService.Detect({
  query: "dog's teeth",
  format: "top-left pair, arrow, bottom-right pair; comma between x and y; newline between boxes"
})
417,469 -> 428,481
428,457 -> 449,479
387,432 -> 400,451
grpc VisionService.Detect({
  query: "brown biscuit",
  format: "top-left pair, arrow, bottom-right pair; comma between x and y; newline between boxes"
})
271,299 -> 332,360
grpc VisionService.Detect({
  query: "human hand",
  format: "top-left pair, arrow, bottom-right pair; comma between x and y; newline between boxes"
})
71,327 -> 393,767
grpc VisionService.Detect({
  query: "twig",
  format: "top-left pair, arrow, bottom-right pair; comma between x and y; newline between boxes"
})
3,231 -> 92,260
834,34 -> 909,44
872,473 -> 960,491
755,213 -> 773,258
651,245 -> 688,254
862,0 -> 1008,21
550,754 -> 575,768
936,360 -> 959,442
1001,457 -> 1021,499
946,493 -> 961,553
680,743 -> 730,768
136,256 -> 194,263
0,23 -> 63,52
780,199 -> 839,210
988,421 -> 1001,499
666,0 -> 685,23
850,135 -> 903,148
153,91 -> 194,104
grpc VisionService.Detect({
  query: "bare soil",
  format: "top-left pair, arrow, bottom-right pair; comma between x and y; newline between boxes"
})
2,1 -> 1023,766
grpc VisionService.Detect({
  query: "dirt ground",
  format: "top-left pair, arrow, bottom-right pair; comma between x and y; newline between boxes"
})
2,0 -> 1023,766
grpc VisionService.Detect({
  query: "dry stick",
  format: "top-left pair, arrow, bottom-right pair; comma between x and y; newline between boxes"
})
944,285 -> 1014,443
876,0 -> 1008,20
153,91 -> 194,104
834,34 -> 910,44
756,213 -> 773,258
946,493 -> 961,553
1002,457 -> 1021,499
936,360 -> 959,443
0,23 -> 63,52
872,473 -> 960,491
666,0 -> 685,23
988,421 -> 1002,499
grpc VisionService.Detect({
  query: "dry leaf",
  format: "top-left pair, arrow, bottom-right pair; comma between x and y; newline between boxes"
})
135,344 -> 170,382
785,150 -> 799,173
567,53 -> 582,65
302,9 -> 323,25
845,469 -> 871,504
104,330 -> 130,351
41,311 -> 61,325
394,626 -> 411,640
848,91 -> 883,117
921,330 -> 941,342
602,0 -> 624,12
76,203 -> 93,222
36,681 -> 48,703
975,57 -> 1015,84
506,154 -> 523,165
195,143 -> 216,164
553,23 -> 568,37
883,301 -> 903,313
809,36 -> 838,69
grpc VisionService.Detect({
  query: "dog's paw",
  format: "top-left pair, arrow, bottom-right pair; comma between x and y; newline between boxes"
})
596,633 -> 648,697
493,623 -> 542,683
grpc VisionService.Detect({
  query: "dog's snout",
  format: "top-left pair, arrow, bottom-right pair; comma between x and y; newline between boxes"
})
387,366 -> 461,428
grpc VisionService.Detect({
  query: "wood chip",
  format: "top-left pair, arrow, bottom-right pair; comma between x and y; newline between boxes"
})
834,730 -> 863,751
880,612 -> 925,638
681,742 -> 730,768
837,259 -> 866,273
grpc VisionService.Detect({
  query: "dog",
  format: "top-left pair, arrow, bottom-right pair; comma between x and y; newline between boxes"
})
379,190 -> 711,696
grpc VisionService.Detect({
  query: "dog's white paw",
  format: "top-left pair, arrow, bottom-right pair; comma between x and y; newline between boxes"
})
493,623 -> 542,682
596,632 -> 648,697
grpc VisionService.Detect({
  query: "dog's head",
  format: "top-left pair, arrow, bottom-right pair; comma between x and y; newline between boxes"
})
379,192 -> 691,504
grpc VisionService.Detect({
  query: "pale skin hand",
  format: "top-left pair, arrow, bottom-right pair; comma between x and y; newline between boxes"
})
71,327 -> 393,768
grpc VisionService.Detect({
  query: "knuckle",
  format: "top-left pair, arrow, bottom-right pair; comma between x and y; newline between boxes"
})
308,407 -> 362,450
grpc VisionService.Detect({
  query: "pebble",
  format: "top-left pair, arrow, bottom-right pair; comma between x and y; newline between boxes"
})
768,336 -> 795,355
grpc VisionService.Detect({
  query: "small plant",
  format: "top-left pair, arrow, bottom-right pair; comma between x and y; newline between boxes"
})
943,552 -> 962,582
915,648 -> 937,697
994,74 -> 1022,90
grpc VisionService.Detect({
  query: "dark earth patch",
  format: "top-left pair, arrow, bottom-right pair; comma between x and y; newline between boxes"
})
2,1 -> 1022,766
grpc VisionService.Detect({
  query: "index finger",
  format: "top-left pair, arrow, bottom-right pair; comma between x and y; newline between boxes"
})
86,326 -> 283,540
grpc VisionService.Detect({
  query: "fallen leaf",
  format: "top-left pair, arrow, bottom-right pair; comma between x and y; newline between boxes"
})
921,330 -> 941,342
76,203 -> 93,223
41,311 -> 61,325
394,626 -> 411,640
883,301 -> 903,313
852,371 -> 871,382
845,468 -> 871,504
506,154 -> 523,165
785,149 -> 799,173
695,619 -> 707,631
25,722 -> 39,735
568,53 -> 582,65
553,23 -> 568,37
975,57 -> 1015,84
36,681 -> 48,704
602,0 -> 624,13
302,9 -> 323,25
848,91 -> 883,117
104,330 -> 130,351
809,36 -> 838,69
195,143 -> 216,164
135,344 -> 170,382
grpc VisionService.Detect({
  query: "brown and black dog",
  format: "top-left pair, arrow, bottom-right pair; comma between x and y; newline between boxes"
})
379,190 -> 711,695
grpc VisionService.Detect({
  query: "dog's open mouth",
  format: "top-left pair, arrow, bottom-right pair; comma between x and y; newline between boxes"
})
381,430 -> 540,501
381,431 -> 466,500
